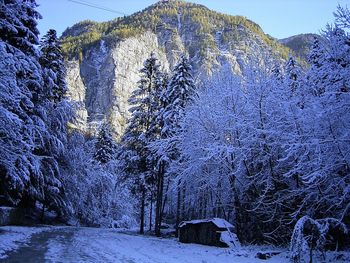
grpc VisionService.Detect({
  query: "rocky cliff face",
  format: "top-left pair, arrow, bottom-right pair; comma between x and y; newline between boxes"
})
65,32 -> 170,137
62,0 -> 294,138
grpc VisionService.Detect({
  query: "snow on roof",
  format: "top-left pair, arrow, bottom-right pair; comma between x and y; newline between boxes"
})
179,218 -> 234,229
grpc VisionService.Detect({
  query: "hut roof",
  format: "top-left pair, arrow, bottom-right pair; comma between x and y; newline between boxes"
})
179,218 -> 233,229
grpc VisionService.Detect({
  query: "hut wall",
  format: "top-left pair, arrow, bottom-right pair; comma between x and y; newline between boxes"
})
179,222 -> 229,247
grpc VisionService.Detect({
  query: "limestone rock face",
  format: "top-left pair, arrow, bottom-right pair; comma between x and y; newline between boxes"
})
64,1 -> 291,138
66,32 -> 170,137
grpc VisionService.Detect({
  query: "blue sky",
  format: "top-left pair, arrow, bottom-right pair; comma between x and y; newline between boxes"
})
37,0 -> 349,39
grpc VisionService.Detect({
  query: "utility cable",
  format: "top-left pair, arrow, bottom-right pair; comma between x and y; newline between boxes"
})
67,0 -> 128,16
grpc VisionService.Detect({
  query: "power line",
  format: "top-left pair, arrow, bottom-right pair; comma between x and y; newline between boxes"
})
67,0 -> 128,16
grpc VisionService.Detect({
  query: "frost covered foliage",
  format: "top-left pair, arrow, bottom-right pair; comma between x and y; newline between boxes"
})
0,0 -> 50,206
0,0 -> 72,217
36,29 -> 73,216
0,42 -> 42,205
295,7 -> 350,224
62,132 -> 136,227
175,64 -> 301,243
0,0 -> 39,202
171,6 -> 350,247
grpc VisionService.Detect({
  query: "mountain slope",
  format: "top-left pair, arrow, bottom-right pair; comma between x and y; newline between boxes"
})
279,33 -> 322,61
62,0 -> 297,137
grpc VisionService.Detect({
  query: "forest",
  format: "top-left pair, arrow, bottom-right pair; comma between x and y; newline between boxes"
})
0,0 -> 349,262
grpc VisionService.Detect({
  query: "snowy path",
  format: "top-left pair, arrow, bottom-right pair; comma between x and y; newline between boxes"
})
0,226 -> 289,262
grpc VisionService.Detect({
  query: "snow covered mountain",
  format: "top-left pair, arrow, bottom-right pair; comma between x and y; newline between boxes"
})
62,0 -> 296,137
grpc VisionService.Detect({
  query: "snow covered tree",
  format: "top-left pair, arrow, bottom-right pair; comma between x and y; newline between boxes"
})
174,60 -> 308,244
297,10 -> 350,226
285,7 -> 350,252
119,53 -> 162,234
162,55 -> 196,138
0,0 -> 72,217
306,37 -> 328,97
159,55 -> 196,234
39,28 -> 72,150
39,29 -> 67,103
30,28 -> 73,218
285,56 -> 304,106
175,67 -> 243,226
94,122 -> 117,164
0,0 -> 45,206
0,0 -> 41,56
147,71 -> 169,236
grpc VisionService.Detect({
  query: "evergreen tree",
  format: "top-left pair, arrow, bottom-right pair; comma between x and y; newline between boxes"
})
148,71 -> 169,141
0,0 -> 41,56
162,55 -> 196,138
0,0 -> 44,206
36,28 -> 72,217
94,122 -> 117,164
120,53 -> 162,234
307,37 -> 327,96
159,55 -> 196,234
148,71 -> 169,236
39,28 -> 72,145
39,29 -> 67,102
285,56 -> 303,94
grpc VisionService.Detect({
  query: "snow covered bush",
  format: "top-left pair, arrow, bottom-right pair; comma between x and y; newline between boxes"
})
290,216 -> 348,263
111,215 -> 137,229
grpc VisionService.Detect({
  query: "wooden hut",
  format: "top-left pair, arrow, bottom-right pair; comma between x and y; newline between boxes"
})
178,218 -> 237,247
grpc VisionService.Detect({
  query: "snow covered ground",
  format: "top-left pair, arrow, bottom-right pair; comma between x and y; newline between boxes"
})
0,226 -> 349,262
0,226 -> 48,259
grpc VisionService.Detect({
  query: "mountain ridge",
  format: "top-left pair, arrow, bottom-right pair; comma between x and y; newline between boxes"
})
61,0 -> 294,61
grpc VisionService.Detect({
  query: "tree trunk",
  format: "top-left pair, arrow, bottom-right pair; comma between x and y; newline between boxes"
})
140,188 -> 145,234
149,195 -> 153,232
182,185 -> 186,219
155,162 -> 164,237
41,203 -> 46,223
155,178 -> 160,235
161,179 -> 169,217
158,165 -> 164,233
175,179 -> 181,238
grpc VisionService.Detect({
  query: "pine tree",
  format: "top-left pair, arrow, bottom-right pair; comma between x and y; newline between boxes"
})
39,29 -> 67,103
307,37 -> 327,96
160,55 -> 196,235
162,55 -> 196,138
285,56 -> 303,94
36,28 -> 72,217
120,53 -> 162,234
148,71 -> 169,140
94,122 -> 117,164
148,71 -> 169,237
0,0 -> 44,206
0,0 -> 41,56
